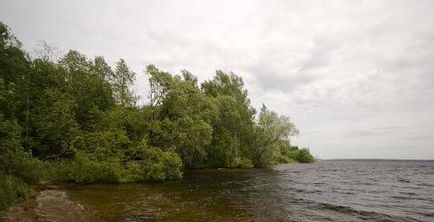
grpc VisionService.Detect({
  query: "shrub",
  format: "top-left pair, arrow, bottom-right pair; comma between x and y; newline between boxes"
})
0,173 -> 31,211
278,146 -> 315,164
296,148 -> 315,163
50,144 -> 183,183
239,157 -> 254,168
51,152 -> 123,183
137,147 -> 183,181
0,149 -> 43,184
277,154 -> 297,163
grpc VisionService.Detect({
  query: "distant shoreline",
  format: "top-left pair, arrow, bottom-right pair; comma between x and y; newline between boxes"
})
318,158 -> 434,161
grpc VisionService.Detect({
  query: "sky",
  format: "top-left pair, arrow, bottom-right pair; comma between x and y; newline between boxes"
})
1,0 -> 433,159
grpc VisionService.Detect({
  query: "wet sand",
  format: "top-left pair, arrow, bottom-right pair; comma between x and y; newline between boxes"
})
3,190 -> 101,222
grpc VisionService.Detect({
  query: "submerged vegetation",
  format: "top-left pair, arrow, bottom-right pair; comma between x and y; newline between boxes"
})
0,22 -> 314,211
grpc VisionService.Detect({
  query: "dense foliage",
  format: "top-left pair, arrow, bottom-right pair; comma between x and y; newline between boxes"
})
0,22 -> 314,211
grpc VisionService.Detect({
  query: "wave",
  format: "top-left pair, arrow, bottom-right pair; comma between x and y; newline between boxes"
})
295,198 -> 424,222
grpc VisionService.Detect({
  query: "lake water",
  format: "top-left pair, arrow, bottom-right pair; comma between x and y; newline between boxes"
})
9,160 -> 434,221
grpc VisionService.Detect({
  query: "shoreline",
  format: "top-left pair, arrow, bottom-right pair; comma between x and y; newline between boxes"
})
1,162 -> 307,220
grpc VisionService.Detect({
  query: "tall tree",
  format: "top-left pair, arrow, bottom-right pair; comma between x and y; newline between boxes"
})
146,66 -> 217,168
255,104 -> 299,166
113,59 -> 136,107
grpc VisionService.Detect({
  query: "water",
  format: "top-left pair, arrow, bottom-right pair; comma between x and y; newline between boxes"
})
6,160 -> 434,221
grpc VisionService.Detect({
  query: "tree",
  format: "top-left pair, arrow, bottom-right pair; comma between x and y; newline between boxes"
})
0,23 -> 43,211
58,51 -> 114,130
296,148 -> 315,163
255,104 -> 299,166
146,65 -> 174,120
145,66 -> 217,168
202,71 -> 257,167
0,22 -> 31,123
113,59 -> 136,107
0,22 -> 315,211
31,90 -> 79,159
92,56 -> 114,81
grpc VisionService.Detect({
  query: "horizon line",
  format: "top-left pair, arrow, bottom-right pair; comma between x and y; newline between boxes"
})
318,158 -> 434,161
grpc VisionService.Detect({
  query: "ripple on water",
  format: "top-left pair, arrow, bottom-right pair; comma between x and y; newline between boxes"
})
5,160 -> 434,222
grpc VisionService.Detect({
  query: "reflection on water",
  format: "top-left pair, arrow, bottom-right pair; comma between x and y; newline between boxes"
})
63,160 -> 433,222
7,160 -> 432,221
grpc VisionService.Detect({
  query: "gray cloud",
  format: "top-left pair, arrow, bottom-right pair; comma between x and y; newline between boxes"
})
0,0 -> 433,159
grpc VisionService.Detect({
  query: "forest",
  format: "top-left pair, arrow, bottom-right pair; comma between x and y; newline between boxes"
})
0,22 -> 314,211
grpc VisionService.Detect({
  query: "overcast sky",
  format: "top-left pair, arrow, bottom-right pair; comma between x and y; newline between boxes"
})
1,0 -> 433,159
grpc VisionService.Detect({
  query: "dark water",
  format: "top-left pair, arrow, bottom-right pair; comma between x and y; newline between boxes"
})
50,160 -> 434,221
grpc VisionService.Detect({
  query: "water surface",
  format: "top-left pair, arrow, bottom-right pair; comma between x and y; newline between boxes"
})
62,160 -> 434,221
8,160 -> 433,221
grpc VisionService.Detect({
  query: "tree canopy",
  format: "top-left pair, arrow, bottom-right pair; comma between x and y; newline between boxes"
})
0,21 -> 314,211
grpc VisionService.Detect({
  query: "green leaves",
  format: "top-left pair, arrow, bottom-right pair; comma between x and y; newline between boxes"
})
145,67 -> 311,168
254,104 -> 301,166
0,21 -> 315,194
112,59 -> 136,107
31,90 -> 79,159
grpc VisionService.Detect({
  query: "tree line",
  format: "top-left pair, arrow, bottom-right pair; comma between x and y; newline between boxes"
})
0,22 -> 314,211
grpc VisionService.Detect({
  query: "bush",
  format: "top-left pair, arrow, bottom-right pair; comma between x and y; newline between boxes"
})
0,173 -> 31,211
135,147 -> 183,181
239,157 -> 254,168
71,131 -> 130,160
52,152 -> 124,183
296,148 -> 315,163
50,144 -> 183,183
0,117 -> 43,212
278,146 -> 315,164
277,154 -> 297,163
0,149 -> 44,184
50,130 -> 130,183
